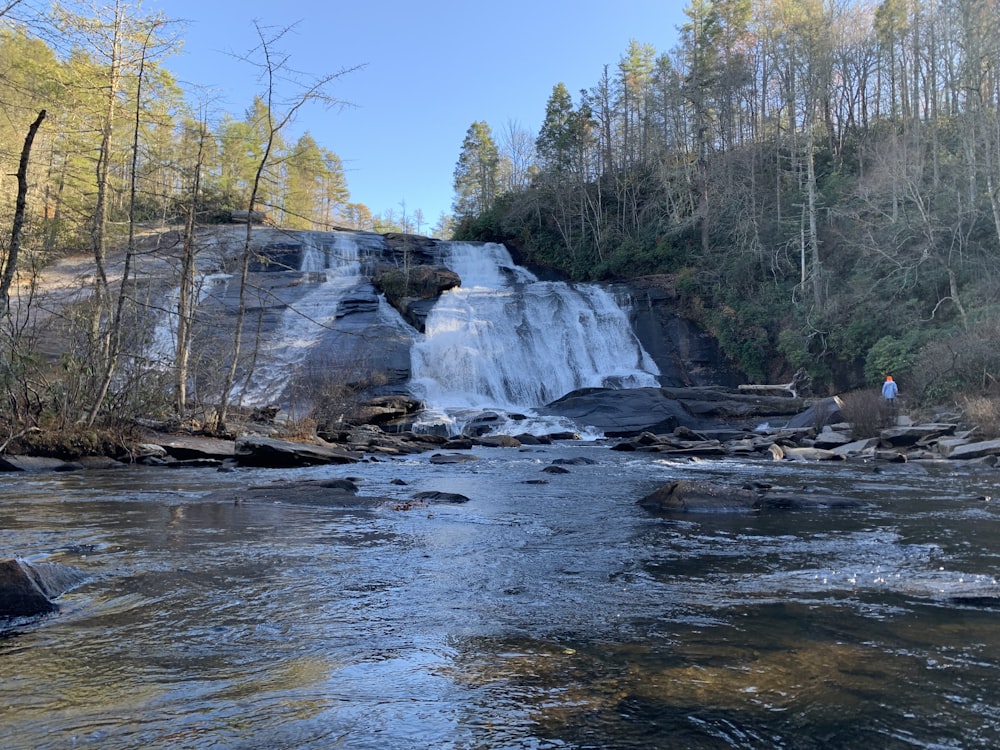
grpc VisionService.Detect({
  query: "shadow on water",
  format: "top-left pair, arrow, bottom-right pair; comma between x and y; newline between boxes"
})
3,449 -> 1000,748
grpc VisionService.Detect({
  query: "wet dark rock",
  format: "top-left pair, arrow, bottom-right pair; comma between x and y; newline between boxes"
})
539,387 -> 698,437
879,424 -> 956,448
545,432 -> 580,441
783,396 -> 845,429
758,492 -> 867,510
542,465 -> 571,474
429,452 -> 478,464
462,411 -> 506,437
412,490 -> 471,504
540,386 -> 811,437
639,480 -> 761,514
513,433 -> 549,445
372,262 -> 460,332
1,559 -> 88,621
234,435 -> 360,467
0,455 -> 85,472
613,276 -> 744,388
612,431 -> 727,456
153,435 -> 236,462
165,458 -> 225,469
552,456 -> 598,465
342,396 -> 423,429
204,478 -> 383,509
250,241 -> 303,271
324,425 -> 435,455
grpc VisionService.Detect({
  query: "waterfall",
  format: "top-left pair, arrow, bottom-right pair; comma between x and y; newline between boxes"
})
241,232 -> 376,406
409,242 -> 659,435
147,272 -> 231,368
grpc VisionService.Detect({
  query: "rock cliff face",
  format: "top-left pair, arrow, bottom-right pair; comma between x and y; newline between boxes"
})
613,276 -> 744,388
29,226 -> 743,422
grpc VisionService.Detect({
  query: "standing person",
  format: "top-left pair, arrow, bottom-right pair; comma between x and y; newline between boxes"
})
882,375 -> 898,402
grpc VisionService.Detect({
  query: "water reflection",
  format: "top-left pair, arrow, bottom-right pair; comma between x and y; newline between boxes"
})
2,451 -> 1000,748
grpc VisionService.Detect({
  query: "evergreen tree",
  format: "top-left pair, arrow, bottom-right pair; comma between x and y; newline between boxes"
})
452,120 -> 499,220
536,83 -> 577,173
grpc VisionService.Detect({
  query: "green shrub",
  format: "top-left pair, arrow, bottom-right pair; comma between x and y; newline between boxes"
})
864,335 -> 920,385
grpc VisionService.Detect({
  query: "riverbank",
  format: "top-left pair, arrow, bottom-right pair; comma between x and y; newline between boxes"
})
2,387 -> 999,474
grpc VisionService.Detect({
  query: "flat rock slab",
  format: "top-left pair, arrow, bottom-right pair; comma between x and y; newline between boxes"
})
234,436 -> 361,467
0,456 -> 85,472
154,435 -> 236,461
879,424 -> 956,448
939,439 -> 1000,460
205,479 -> 385,509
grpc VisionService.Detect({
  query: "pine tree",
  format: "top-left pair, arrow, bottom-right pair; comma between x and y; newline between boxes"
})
452,120 -> 499,220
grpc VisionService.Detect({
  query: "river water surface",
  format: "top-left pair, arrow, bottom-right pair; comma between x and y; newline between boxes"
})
3,444 -> 1000,749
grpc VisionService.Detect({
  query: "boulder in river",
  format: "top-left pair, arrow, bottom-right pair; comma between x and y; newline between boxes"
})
1,559 -> 88,621
638,480 -> 761,513
412,491 -> 471,504
429,452 -> 479,464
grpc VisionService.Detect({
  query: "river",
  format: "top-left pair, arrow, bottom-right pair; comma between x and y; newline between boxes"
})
2,444 -> 1000,749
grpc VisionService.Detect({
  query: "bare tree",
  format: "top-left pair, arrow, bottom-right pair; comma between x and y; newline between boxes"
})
86,18 -> 168,426
215,21 -> 361,431
1,108 -> 45,315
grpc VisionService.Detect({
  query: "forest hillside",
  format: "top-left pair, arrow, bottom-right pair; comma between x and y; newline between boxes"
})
451,0 -> 1000,412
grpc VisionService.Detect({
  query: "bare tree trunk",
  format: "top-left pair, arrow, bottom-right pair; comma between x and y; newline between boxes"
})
86,22 -> 157,426
806,126 -> 823,310
1,109 -> 46,315
214,22 -> 354,430
175,123 -> 207,414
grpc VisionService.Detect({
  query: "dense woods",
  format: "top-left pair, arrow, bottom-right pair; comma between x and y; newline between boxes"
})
453,0 -> 1000,405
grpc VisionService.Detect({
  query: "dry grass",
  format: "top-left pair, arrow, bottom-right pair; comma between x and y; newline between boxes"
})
961,396 -> 1000,439
840,388 -> 895,438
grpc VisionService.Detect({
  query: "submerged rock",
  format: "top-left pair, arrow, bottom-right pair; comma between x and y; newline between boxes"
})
638,480 -> 761,514
758,492 -> 867,510
412,490 -> 471,504
205,478 -> 386,509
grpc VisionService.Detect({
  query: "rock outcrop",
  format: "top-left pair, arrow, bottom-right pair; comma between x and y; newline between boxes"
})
614,276 -> 744,388
539,386 -> 809,437
234,436 -> 361,467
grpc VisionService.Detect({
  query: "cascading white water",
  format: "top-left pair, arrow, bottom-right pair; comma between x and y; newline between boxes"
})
409,242 -> 660,435
241,232 -> 373,406
147,272 -> 232,368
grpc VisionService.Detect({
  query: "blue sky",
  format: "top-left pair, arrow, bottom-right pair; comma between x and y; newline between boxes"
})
153,0 -> 689,229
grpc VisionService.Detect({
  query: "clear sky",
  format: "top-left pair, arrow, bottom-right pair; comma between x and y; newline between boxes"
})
152,0 -> 689,230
